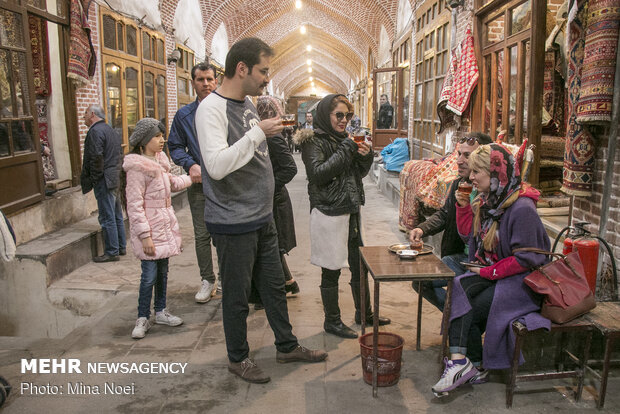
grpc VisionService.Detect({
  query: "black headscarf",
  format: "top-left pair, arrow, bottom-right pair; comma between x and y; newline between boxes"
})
313,94 -> 349,140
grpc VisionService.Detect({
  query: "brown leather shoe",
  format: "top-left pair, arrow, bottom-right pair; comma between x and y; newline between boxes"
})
276,345 -> 328,363
228,358 -> 270,383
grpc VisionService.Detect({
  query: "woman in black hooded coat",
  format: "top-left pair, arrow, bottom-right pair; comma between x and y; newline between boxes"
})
294,94 -> 390,338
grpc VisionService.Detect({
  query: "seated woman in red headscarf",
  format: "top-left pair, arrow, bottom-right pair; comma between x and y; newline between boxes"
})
432,143 -> 551,396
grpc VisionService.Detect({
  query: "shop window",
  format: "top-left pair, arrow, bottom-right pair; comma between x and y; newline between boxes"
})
100,7 -> 166,148
412,17 -> 450,155
126,25 -> 137,56
142,32 -> 151,60
176,45 -> 196,108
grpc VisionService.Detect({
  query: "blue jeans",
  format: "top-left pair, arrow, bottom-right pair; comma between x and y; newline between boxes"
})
412,252 -> 467,311
93,180 -> 126,256
211,220 -> 298,362
137,258 -> 169,318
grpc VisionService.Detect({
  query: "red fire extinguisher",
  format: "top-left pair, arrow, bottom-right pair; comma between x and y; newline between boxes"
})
561,222 -> 599,294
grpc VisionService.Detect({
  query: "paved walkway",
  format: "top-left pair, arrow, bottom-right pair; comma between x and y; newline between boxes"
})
0,154 -> 616,413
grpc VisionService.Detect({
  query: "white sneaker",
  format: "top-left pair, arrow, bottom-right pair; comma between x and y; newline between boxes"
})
131,317 -> 151,339
432,357 -> 477,394
195,280 -> 216,303
155,309 -> 183,326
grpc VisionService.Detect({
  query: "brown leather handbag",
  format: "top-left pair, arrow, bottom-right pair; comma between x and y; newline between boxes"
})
515,247 -> 596,324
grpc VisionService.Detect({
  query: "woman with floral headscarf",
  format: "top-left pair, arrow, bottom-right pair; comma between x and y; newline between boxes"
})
293,94 -> 390,339
432,143 -> 551,395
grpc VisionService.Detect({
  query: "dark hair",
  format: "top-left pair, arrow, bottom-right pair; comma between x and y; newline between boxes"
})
224,37 -> 274,79
191,63 -> 217,80
466,132 -> 492,145
329,95 -> 353,112
380,94 -> 388,100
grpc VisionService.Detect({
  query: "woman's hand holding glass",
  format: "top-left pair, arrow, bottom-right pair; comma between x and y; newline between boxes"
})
357,141 -> 371,156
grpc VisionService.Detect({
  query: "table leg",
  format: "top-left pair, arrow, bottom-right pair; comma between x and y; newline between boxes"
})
372,280 -> 380,398
360,253 -> 366,337
440,280 -> 453,366
416,281 -> 422,351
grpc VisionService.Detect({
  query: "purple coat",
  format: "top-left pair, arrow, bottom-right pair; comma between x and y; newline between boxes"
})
450,196 -> 551,369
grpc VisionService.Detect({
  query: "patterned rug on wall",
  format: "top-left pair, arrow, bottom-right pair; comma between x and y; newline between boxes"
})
562,0 -> 596,197
575,0 -> 620,124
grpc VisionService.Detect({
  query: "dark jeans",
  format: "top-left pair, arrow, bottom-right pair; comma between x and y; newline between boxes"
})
320,213 -> 363,289
93,180 -> 126,256
138,258 -> 169,318
412,252 -> 467,311
448,274 -> 496,364
211,221 -> 298,362
187,183 -> 215,283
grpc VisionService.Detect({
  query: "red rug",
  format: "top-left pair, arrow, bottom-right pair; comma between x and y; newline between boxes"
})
28,15 -> 50,97
68,0 -> 95,87
575,0 -> 620,125
562,0 -> 596,197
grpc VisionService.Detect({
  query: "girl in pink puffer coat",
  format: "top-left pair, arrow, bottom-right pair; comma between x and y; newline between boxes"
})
123,118 -> 192,339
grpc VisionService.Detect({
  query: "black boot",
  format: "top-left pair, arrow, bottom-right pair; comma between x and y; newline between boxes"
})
351,281 -> 391,326
321,287 -> 358,338
281,254 -> 300,294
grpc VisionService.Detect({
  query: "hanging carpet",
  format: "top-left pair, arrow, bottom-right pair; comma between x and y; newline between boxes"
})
562,0 -> 596,196
575,0 -> 620,125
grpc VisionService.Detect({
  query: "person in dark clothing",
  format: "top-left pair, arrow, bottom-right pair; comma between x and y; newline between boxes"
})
377,94 -> 394,129
168,63 -> 219,304
295,94 -> 391,339
250,96 -> 300,310
409,132 -> 493,310
81,105 -> 126,263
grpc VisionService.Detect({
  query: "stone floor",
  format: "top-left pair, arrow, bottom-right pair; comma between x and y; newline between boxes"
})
0,154 -> 617,413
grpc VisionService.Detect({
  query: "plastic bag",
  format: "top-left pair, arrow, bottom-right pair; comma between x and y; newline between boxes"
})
380,138 -> 409,172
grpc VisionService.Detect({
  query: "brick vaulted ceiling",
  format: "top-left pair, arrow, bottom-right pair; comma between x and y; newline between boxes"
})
189,0 -> 404,97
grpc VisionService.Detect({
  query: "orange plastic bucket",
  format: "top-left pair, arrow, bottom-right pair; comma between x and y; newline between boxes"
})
359,332 -> 404,387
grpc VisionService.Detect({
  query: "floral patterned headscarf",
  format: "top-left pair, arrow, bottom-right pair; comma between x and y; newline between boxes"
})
473,143 -> 521,263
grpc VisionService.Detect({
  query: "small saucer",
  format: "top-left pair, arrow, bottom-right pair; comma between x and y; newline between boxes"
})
396,249 -> 419,259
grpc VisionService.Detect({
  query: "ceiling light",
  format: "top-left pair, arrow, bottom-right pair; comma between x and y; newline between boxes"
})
295,0 -> 302,9
300,25 -> 306,34
308,67 -> 312,73
306,45 -> 312,52
311,81 -> 315,86
309,76 -> 313,81
306,59 -> 312,66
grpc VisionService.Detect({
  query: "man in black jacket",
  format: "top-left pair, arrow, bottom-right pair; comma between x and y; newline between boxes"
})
80,105 -> 125,263
409,132 -> 492,310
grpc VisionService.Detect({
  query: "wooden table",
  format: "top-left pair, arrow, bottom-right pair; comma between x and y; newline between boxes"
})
359,246 -> 455,397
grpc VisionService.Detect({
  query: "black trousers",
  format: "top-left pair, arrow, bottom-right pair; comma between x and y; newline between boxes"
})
448,274 -> 496,364
211,221 -> 298,362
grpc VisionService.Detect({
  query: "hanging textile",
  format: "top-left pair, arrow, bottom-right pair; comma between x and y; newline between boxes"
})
28,15 -> 51,97
68,0 -> 95,87
445,30 -> 479,116
561,0 -> 596,196
575,0 -> 620,124
415,150 -> 460,210
543,49 -> 566,136
436,49 -> 458,133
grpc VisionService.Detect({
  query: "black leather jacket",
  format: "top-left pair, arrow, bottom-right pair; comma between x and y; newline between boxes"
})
298,129 -> 373,216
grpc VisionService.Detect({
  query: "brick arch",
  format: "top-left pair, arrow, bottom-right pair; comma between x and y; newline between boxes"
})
270,27 -> 362,83
201,0 -> 400,58
271,55 -> 353,96
278,63 -> 348,96
289,78 -> 338,96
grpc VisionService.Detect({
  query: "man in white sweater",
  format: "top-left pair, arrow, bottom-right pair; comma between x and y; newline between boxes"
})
195,37 -> 327,384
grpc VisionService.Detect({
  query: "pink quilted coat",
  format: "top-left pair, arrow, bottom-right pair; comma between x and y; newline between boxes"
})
123,152 -> 191,260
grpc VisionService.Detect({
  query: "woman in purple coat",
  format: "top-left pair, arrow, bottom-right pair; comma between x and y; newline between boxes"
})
432,143 -> 551,395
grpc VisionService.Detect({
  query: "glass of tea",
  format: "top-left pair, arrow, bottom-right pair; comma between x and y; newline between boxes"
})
458,181 -> 474,196
281,114 -> 296,128
410,240 -> 423,251
352,129 -> 365,145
